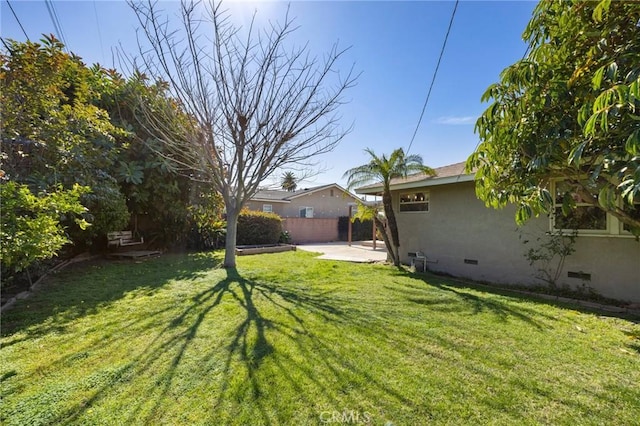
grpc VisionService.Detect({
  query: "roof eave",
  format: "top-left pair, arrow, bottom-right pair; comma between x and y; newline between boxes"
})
251,198 -> 291,204
355,173 -> 475,195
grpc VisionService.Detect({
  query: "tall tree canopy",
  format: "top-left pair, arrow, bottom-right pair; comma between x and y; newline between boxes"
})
467,0 -> 640,236
129,0 -> 357,268
1,36 -> 212,283
344,148 -> 434,266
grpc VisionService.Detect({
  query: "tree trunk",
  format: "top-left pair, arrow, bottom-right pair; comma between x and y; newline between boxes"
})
373,214 -> 397,265
382,190 -> 401,267
224,205 -> 239,268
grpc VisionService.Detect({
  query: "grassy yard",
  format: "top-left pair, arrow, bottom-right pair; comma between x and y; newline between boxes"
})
1,251 -> 639,425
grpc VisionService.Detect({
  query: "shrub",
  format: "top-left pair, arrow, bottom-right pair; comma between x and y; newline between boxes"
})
237,209 -> 282,245
187,191 -> 226,250
1,182 -> 89,275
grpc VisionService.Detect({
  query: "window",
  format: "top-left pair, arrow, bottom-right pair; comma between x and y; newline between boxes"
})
299,207 -> 314,218
262,204 -> 273,213
552,180 -> 607,233
330,189 -> 334,197
622,201 -> 640,233
399,191 -> 429,212
550,180 -> 637,237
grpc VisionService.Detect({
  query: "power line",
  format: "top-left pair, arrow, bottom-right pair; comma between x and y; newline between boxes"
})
6,0 -> 29,41
93,0 -> 105,63
406,0 -> 459,155
45,0 -> 68,50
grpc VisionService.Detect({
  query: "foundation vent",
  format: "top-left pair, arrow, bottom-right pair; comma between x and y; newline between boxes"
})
567,271 -> 591,281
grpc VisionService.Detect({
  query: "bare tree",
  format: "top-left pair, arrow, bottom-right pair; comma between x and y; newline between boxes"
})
128,1 -> 357,267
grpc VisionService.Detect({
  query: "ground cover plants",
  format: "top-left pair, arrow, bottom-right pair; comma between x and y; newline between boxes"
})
1,251 -> 638,425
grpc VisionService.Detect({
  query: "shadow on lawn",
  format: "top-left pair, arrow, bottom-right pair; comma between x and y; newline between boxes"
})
394,269 -> 639,324
0,252 -> 222,344
51,266 -> 419,425
387,270 -> 552,330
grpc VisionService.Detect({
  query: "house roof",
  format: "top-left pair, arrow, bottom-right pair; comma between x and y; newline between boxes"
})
355,161 -> 475,195
252,183 -> 360,203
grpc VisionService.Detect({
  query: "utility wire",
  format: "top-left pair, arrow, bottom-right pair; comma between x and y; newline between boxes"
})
45,0 -> 68,50
406,0 -> 459,155
93,0 -> 105,63
6,0 -> 29,41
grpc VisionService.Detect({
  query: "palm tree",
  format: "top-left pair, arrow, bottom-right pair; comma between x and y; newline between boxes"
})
343,148 -> 434,266
281,171 -> 297,192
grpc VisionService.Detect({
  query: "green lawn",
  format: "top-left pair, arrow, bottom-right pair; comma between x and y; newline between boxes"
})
1,251 -> 639,425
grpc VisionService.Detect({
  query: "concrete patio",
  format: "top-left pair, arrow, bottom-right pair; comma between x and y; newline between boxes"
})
296,241 -> 388,263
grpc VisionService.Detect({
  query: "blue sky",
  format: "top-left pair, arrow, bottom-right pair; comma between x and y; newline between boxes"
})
1,0 -> 536,189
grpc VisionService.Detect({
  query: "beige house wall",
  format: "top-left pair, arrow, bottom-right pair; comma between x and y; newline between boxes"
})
281,188 -> 358,218
394,181 -> 640,302
247,187 -> 360,219
245,201 -> 285,216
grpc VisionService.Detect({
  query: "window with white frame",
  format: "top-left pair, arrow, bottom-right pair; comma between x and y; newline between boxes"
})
551,180 -> 637,236
299,207 -> 314,218
262,204 -> 273,213
399,191 -> 429,212
622,201 -> 640,233
552,180 -> 607,232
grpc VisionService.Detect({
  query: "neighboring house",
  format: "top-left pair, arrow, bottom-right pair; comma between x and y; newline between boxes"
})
246,184 -> 363,243
356,162 -> 640,303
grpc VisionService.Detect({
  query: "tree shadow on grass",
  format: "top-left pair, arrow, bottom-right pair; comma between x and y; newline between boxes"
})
387,270 -> 552,330
0,252 -> 223,345
39,266 -> 424,425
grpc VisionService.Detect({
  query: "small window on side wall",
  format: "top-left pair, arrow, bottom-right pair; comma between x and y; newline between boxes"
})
299,207 -> 314,218
399,191 -> 429,212
263,204 -> 273,213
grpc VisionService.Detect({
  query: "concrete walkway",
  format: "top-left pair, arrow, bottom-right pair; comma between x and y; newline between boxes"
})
296,241 -> 388,263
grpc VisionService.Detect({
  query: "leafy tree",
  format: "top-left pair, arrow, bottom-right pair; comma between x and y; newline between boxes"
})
281,172 -> 298,192
0,36 -> 130,248
0,182 -> 89,278
1,36 -> 124,189
344,148 -> 434,266
129,1 -> 357,268
468,0 -> 640,235
97,71 -> 198,245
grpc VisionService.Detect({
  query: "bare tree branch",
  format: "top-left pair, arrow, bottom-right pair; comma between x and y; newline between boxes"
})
127,0 -> 358,267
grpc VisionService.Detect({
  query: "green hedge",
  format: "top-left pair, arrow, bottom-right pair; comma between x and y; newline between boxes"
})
237,210 -> 282,245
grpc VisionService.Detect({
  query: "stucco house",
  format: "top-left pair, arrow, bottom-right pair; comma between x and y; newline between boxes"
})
356,162 -> 640,303
246,184 -> 363,243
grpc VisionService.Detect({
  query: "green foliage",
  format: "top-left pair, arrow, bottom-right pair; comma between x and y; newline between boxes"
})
99,72 -> 197,244
0,36 -> 125,190
236,210 -> 282,245
278,230 -> 292,244
0,182 -> 89,273
1,252 -> 639,424
468,0 -> 640,234
79,182 -> 131,241
281,171 -> 297,192
0,36 -> 130,251
1,37 -> 199,251
187,190 -> 226,250
520,230 -> 577,287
